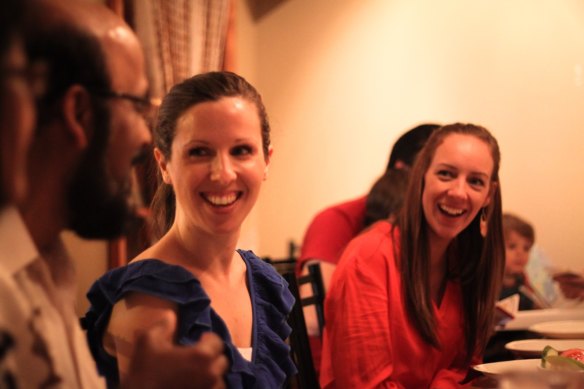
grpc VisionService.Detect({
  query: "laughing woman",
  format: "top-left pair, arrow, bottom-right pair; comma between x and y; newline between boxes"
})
84,72 -> 296,388
320,123 -> 505,388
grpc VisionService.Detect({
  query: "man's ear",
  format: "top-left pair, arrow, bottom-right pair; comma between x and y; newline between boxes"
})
154,147 -> 172,184
60,84 -> 93,150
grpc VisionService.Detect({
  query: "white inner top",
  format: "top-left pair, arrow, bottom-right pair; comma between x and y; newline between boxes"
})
238,347 -> 253,361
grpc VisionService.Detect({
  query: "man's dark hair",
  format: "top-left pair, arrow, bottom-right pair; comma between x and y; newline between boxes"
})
25,21 -> 111,126
0,0 -> 27,57
24,14 -> 131,239
363,168 -> 409,228
0,0 -> 29,207
386,123 -> 440,170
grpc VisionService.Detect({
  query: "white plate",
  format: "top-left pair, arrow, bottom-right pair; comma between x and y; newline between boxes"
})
503,308 -> 584,331
505,339 -> 584,357
473,359 -> 541,377
528,320 -> 584,339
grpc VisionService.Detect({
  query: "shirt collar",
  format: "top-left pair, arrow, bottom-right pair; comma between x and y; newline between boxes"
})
0,206 -> 39,274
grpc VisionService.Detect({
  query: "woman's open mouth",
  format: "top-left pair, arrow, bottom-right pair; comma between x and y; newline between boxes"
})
201,192 -> 242,207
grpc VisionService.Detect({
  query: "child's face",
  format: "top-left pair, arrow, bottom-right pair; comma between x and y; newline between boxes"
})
504,230 -> 533,276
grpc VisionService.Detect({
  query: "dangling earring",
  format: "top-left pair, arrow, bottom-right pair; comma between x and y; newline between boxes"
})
479,207 -> 488,237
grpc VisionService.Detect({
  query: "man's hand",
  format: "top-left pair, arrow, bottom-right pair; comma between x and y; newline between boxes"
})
553,272 -> 584,300
124,327 -> 229,389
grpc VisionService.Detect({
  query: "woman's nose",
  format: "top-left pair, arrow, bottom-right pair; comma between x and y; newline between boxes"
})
210,154 -> 236,183
447,178 -> 467,199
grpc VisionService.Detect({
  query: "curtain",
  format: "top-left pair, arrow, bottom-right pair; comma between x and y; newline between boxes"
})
133,0 -> 232,99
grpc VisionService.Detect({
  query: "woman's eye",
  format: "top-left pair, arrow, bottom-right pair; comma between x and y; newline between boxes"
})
231,145 -> 253,156
437,170 -> 454,179
469,177 -> 485,187
188,147 -> 210,157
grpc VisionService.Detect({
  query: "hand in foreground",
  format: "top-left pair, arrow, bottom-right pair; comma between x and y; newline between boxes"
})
124,327 -> 228,389
553,272 -> 584,300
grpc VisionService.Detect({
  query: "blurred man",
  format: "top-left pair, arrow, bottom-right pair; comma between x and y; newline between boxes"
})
0,0 -> 35,208
0,0 -> 227,387
0,1 -> 45,387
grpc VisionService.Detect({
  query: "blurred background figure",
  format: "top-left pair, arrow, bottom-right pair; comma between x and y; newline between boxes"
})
0,0 -> 38,385
553,271 -> 584,301
363,168 -> 410,228
0,0 -> 35,208
485,212 -> 584,363
297,123 -> 439,288
500,213 -> 542,310
501,213 -> 584,307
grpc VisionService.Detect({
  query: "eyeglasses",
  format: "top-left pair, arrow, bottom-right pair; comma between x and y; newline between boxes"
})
93,90 -> 159,125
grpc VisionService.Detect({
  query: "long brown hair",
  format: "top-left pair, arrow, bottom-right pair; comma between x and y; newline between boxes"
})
150,71 -> 271,239
395,123 -> 504,362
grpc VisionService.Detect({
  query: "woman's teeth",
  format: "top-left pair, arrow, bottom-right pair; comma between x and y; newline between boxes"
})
205,193 -> 238,206
439,204 -> 464,216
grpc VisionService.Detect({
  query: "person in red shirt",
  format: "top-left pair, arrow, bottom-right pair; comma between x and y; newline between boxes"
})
296,124 -> 439,372
297,124 -> 439,279
320,123 -> 505,388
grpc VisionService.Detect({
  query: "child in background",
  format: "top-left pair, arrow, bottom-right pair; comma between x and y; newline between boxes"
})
500,213 -> 542,310
484,213 -> 539,363
504,213 -> 583,307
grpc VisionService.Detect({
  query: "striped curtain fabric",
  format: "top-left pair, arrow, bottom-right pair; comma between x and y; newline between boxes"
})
133,0 -> 231,98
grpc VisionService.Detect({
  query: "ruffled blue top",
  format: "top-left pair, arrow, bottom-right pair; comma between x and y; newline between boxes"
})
84,249 -> 296,388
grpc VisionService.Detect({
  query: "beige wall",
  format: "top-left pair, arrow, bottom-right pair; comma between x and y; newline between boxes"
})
239,0 -> 584,271
65,233 -> 107,316
71,0 -> 584,314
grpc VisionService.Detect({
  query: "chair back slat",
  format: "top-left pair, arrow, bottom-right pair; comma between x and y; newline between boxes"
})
283,272 -> 321,389
305,263 -> 325,334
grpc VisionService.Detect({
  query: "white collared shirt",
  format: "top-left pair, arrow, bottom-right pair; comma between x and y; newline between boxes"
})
0,207 -> 105,388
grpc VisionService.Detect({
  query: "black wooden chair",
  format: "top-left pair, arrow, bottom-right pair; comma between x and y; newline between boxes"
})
282,262 -> 325,389
296,263 -> 326,335
262,240 -> 299,275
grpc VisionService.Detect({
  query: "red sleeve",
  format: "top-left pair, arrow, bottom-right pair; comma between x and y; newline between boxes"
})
296,197 -> 366,274
320,228 -> 404,389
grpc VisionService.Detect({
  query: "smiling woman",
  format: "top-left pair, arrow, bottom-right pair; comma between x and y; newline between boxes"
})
153,95 -> 268,237
83,72 -> 296,389
320,123 -> 506,389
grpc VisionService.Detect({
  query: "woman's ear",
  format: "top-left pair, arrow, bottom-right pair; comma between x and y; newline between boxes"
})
263,147 -> 273,181
154,148 -> 172,184
61,84 -> 92,150
483,181 -> 498,207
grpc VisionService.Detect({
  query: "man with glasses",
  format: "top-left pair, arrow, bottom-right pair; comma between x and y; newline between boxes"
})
0,0 -> 227,387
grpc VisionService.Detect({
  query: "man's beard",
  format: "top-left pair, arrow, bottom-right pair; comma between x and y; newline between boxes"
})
67,100 -> 132,240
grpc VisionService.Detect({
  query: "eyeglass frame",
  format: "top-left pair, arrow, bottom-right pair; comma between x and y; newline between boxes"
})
91,89 -> 159,125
